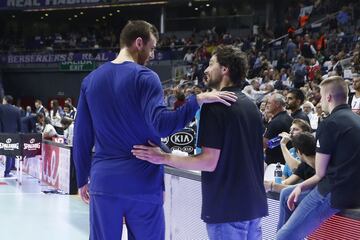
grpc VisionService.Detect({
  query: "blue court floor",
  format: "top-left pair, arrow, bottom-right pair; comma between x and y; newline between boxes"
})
0,164 -> 128,240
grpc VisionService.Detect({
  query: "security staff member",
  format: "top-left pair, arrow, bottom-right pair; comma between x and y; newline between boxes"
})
277,76 -> 360,239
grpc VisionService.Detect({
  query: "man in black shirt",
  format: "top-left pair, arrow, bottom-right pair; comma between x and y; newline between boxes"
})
133,45 -> 268,240
277,76 -> 360,240
286,88 -> 310,123
264,93 -> 293,165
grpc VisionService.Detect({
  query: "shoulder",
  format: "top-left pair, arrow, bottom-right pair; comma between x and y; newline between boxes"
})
137,65 -> 160,82
45,124 -> 56,131
200,103 -> 227,124
7,105 -> 20,114
201,102 -> 221,114
205,93 -> 259,118
283,112 -> 294,122
317,116 -> 338,133
295,111 -> 309,121
136,66 -> 161,90
273,112 -> 292,123
81,62 -> 117,87
268,114 -> 292,130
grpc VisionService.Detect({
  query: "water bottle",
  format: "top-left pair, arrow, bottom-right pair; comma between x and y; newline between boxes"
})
274,162 -> 283,184
268,136 -> 282,149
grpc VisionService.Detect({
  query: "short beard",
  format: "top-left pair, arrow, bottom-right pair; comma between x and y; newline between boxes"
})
287,104 -> 298,111
138,50 -> 148,65
206,78 -> 221,90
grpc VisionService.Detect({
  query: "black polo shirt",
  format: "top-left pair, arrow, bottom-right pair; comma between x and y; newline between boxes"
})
291,108 -> 310,124
198,86 -> 268,223
264,111 -> 293,165
316,104 -> 360,209
294,162 -> 315,180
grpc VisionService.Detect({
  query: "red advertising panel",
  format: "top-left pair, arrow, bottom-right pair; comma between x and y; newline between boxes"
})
42,143 -> 60,190
41,143 -> 71,193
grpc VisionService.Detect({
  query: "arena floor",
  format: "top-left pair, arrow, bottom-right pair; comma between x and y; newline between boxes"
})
0,164 -> 128,240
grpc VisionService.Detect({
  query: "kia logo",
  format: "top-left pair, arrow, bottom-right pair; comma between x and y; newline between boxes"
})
6,138 -> 11,144
30,138 -> 35,144
182,146 -> 194,153
170,132 -> 193,146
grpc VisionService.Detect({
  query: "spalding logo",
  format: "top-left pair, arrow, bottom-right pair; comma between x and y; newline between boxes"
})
6,138 -> 11,144
30,138 -> 35,144
170,132 -> 193,146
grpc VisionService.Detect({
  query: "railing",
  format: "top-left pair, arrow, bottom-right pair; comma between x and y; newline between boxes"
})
164,167 -> 360,239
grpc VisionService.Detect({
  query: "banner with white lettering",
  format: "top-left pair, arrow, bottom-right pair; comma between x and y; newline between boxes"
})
22,133 -> 42,157
1,0 -> 104,10
0,134 -> 21,156
0,52 -> 117,64
0,50 -> 173,64
0,50 -> 178,64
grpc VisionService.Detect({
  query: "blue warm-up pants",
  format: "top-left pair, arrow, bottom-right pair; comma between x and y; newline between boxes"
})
90,194 -> 165,240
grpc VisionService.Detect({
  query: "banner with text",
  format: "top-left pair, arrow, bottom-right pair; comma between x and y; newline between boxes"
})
0,49 -> 174,64
1,0 -> 105,10
0,52 -> 116,64
1,0 -> 161,10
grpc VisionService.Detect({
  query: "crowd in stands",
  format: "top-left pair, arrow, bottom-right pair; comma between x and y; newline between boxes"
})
1,1 -> 358,54
0,28 -> 118,53
163,0 -> 360,109
161,1 -> 360,201
10,97 -> 76,145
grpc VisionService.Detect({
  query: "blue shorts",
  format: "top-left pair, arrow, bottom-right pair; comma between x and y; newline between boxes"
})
90,194 -> 165,240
